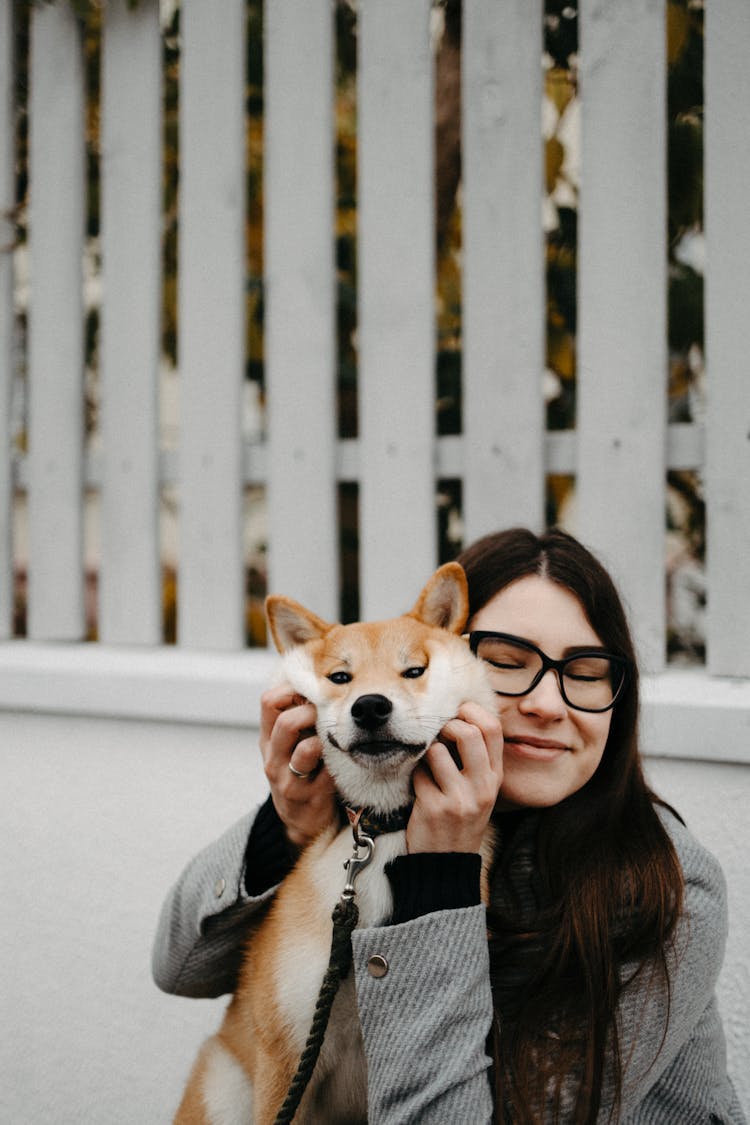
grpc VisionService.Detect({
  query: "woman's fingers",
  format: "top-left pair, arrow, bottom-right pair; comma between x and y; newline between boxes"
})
287,734 -> 324,778
424,707 -> 503,792
446,702 -> 504,776
407,706 -> 503,855
258,682 -> 336,848
260,687 -> 320,774
260,684 -> 314,755
259,682 -> 300,743
281,737 -> 334,803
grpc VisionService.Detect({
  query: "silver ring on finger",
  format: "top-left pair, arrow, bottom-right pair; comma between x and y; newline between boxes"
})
288,761 -> 313,780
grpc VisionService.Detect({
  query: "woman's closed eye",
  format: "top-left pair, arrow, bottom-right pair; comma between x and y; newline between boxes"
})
564,658 -> 611,682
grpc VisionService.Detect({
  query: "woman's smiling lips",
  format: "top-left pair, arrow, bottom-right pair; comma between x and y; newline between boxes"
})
503,735 -> 570,761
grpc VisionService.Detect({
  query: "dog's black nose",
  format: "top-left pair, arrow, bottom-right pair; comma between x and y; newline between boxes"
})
351,693 -> 393,731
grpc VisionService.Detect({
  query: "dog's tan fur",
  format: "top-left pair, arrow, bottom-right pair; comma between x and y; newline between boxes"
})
174,563 -> 496,1125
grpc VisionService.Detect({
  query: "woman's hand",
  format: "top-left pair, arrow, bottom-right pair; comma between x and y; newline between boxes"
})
259,683 -> 337,849
406,702 -> 504,854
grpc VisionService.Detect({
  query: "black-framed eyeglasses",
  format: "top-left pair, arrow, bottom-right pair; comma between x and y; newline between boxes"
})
467,631 -> 631,714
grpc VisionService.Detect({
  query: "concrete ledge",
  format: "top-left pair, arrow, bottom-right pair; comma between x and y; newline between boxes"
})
640,669 -> 750,765
0,643 -> 749,764
0,641 -> 278,727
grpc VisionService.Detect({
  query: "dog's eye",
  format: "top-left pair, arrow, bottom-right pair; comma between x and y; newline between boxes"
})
401,666 -> 426,679
327,671 -> 352,685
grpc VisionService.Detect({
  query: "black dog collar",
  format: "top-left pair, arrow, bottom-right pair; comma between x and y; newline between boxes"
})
340,801 -> 413,839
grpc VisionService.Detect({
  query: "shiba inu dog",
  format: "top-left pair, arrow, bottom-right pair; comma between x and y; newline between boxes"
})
174,562 -> 497,1125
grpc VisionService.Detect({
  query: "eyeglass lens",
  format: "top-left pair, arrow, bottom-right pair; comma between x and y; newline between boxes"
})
474,636 -> 622,712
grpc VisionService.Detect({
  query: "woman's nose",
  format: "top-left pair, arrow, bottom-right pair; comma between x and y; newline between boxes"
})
518,669 -> 568,717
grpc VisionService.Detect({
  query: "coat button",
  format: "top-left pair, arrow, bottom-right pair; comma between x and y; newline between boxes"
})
367,954 -> 389,979
214,877 -> 226,899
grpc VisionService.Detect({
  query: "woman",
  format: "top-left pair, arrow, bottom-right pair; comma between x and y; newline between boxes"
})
153,527 -> 744,1123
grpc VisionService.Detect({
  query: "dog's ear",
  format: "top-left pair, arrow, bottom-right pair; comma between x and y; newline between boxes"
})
265,596 -> 333,653
409,562 -> 468,634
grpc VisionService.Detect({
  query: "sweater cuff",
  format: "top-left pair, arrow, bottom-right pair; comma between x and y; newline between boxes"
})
386,852 -> 482,924
244,795 -> 297,897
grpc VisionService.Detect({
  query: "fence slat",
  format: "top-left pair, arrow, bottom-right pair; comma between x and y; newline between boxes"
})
705,0 -> 750,677
358,0 -> 436,619
178,0 -> 246,649
264,0 -> 338,619
27,2 -> 86,640
462,0 -> 545,541
99,0 -> 162,645
576,0 -> 667,673
0,0 -> 13,637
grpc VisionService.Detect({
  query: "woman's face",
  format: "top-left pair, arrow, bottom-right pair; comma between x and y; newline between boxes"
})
469,575 -> 614,809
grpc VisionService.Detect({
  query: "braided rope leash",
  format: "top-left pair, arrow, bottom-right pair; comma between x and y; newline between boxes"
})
272,823 -> 374,1125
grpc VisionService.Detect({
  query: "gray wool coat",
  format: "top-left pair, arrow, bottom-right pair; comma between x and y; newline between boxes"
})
152,807 -> 746,1124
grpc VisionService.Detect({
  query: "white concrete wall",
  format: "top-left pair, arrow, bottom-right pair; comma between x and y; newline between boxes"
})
644,755 -> 750,1103
1,711 -> 268,1125
1,711 -> 748,1123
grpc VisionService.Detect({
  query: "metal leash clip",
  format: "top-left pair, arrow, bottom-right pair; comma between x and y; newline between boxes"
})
341,808 -> 374,901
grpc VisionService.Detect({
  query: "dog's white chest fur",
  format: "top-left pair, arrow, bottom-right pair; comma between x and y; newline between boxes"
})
267,825 -> 407,1124
274,826 -> 405,1046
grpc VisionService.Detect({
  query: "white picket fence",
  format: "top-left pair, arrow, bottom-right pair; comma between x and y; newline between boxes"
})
1,0 -> 749,736
0,2 -> 749,1119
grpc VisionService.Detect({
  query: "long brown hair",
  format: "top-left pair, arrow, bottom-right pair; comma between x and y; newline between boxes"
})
458,528 -> 684,1124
